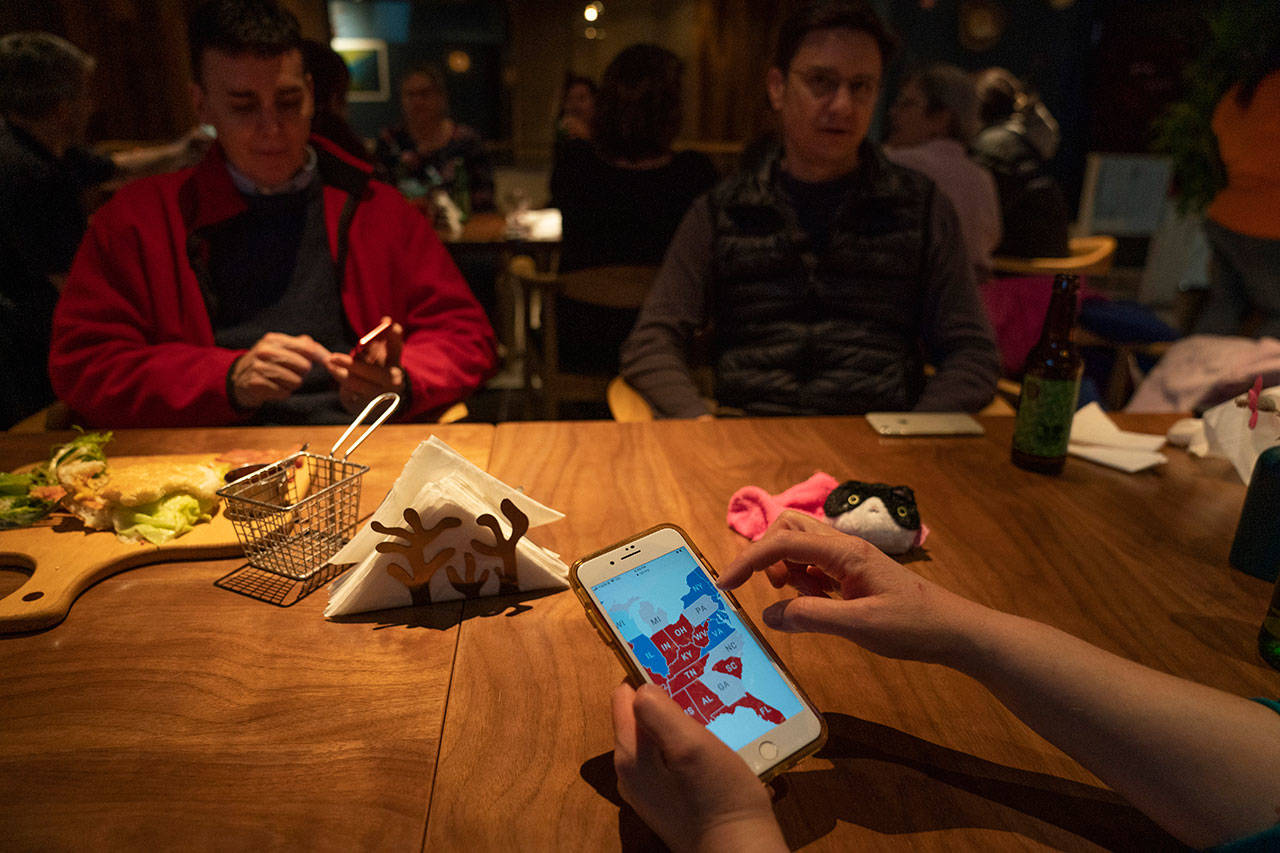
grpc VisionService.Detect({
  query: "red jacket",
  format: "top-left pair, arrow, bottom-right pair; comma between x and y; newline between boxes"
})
49,137 -> 497,427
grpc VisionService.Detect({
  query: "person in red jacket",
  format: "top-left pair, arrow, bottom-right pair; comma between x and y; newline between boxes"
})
48,0 -> 496,427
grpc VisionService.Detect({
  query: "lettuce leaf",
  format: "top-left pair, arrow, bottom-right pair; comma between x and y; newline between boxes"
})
49,429 -> 112,474
0,471 -> 55,529
113,493 -> 213,545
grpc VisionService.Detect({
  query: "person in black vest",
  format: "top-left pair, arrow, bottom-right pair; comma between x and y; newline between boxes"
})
620,0 -> 999,418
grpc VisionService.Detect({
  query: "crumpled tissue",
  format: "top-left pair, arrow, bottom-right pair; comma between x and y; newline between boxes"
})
1202,385 -> 1280,485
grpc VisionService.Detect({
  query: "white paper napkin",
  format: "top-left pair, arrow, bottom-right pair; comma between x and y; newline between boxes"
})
1202,388 -> 1280,485
324,437 -> 568,617
1067,402 -> 1167,472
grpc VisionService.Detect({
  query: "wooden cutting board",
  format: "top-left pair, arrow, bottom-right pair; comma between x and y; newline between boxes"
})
0,454 -> 248,633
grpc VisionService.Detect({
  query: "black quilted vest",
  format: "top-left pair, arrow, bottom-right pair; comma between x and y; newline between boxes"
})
708,145 -> 935,415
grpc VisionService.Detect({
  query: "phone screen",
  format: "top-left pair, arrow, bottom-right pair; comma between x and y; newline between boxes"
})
589,545 -> 806,751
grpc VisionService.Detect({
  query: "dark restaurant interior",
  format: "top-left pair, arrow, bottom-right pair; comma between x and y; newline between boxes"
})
3,1 -> 1280,850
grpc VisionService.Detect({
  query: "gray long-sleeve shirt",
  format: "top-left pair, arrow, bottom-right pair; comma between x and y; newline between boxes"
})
620,189 -> 1001,418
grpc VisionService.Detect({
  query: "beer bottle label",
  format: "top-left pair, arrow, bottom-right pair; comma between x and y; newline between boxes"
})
1013,375 -> 1080,458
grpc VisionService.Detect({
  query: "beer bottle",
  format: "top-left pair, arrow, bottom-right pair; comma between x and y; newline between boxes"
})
1012,273 -> 1083,474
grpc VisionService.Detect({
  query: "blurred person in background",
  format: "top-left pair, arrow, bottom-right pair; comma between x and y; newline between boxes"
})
549,44 -> 717,376
885,63 -> 1001,282
970,67 -> 1071,260
621,1 -> 998,419
554,72 -> 596,146
47,0 -> 496,428
0,31 -> 205,428
300,38 -> 370,164
1192,38 -> 1280,338
375,63 -> 494,216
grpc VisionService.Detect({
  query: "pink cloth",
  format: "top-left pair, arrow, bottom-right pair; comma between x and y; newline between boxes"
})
727,472 -> 839,541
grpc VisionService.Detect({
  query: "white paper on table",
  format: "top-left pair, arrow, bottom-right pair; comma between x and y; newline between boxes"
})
329,435 -> 561,566
1202,391 -> 1280,485
325,472 -> 568,617
1067,443 -> 1167,473
1069,402 -> 1167,451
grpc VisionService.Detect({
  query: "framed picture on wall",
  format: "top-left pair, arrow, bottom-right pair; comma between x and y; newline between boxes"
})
332,37 -> 390,103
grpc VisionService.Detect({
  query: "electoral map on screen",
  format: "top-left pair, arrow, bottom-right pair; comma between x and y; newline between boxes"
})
591,546 -> 804,751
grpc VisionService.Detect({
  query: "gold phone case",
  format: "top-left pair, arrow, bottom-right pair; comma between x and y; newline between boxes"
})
569,523 -> 828,782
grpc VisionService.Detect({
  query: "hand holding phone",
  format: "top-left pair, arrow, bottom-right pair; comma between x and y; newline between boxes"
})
611,682 -> 786,852
571,524 -> 826,780
351,317 -> 394,361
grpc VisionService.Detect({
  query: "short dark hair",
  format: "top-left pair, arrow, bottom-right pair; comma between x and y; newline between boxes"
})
301,38 -> 349,110
773,0 -> 898,74
592,43 -> 684,162
0,32 -> 94,120
187,0 -> 302,84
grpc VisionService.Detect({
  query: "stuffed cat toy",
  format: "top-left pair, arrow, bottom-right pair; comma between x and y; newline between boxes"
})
726,472 -> 927,554
822,480 -> 924,554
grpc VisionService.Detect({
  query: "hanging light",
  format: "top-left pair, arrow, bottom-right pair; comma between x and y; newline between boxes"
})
584,2 -> 602,23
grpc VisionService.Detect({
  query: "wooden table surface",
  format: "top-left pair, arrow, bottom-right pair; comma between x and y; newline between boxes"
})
1,416 -> 1275,850
0,423 -> 491,850
435,416 -> 1277,851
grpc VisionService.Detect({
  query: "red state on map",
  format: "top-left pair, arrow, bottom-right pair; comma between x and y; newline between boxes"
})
685,679 -> 726,720
691,620 -> 709,648
711,657 -> 742,678
667,615 -> 694,645
666,655 -> 707,695
727,692 -> 784,724
671,687 -> 705,722
651,628 -> 681,665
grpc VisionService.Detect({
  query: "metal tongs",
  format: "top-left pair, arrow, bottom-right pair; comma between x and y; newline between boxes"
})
330,392 -> 400,460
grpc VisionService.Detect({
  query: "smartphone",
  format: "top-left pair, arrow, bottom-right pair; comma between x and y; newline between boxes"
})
865,412 -> 984,436
350,318 -> 393,359
570,524 -> 826,780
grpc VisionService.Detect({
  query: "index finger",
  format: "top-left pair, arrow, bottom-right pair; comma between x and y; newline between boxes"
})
719,527 -> 864,590
275,334 -> 332,364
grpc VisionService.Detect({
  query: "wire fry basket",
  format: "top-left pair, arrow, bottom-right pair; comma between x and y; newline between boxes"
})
217,392 -> 399,580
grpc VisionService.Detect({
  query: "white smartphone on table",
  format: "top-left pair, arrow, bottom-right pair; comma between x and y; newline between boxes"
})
570,524 -> 826,780
865,412 -> 984,436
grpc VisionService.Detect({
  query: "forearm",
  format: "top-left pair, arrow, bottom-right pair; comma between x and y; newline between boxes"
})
950,608 -> 1280,848
620,324 -> 710,418
915,341 -> 999,412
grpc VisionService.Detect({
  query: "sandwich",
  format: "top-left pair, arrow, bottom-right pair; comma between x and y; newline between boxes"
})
50,433 -> 229,545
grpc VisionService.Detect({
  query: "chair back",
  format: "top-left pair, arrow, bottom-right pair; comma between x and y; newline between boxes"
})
508,261 -> 659,418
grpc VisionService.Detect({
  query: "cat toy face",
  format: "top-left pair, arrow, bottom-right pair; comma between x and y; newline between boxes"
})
822,481 -> 921,554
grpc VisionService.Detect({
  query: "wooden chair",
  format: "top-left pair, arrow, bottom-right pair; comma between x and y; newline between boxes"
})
508,257 -> 658,419
991,234 -> 1118,277
7,401 -> 75,433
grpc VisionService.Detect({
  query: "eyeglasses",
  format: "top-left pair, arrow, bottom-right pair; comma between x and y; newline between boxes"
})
790,68 -> 879,103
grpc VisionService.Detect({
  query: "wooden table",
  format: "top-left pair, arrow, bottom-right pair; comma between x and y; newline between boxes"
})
433,416 -> 1277,851
2,416 -> 1275,850
0,423 -> 491,850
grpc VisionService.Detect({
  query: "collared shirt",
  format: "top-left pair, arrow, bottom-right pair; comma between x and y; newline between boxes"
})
224,145 -> 317,197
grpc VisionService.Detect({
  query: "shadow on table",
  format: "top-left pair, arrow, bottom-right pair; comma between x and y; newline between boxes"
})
328,588 -> 562,631
579,751 -> 668,852
1170,611 -> 1274,670
579,712 -> 1181,851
